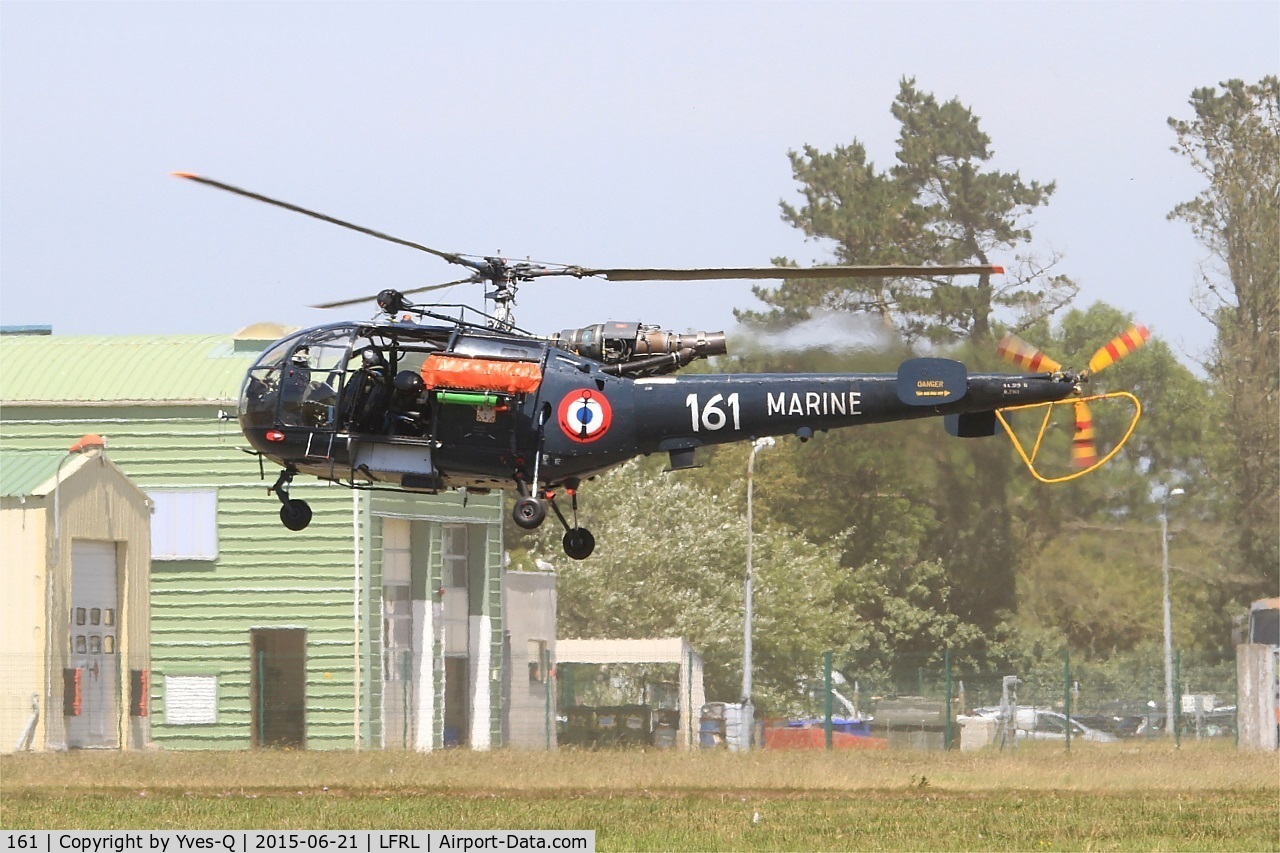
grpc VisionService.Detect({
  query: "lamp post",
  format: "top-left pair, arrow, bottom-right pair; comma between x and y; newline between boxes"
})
743,436 -> 775,741
1159,487 -> 1185,739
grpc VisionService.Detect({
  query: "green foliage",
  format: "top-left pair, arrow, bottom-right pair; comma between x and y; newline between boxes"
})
1168,75 -> 1280,595
1015,526 -> 1220,660
837,556 -> 989,687
742,78 -> 1077,344
508,457 -> 845,715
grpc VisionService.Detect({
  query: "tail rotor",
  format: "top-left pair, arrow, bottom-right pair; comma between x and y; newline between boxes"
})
994,323 -> 1150,483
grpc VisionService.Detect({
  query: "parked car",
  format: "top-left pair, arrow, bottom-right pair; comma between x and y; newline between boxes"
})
1073,713 -> 1149,738
973,707 -> 1118,743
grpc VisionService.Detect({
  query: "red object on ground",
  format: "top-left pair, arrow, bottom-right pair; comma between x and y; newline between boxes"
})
763,727 -> 888,750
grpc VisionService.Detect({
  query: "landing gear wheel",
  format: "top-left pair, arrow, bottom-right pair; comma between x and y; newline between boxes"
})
512,496 -> 547,530
562,528 -> 596,560
280,499 -> 313,531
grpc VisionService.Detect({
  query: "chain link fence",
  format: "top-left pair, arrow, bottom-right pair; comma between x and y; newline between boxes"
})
767,648 -> 1241,751
1,647 -> 1248,752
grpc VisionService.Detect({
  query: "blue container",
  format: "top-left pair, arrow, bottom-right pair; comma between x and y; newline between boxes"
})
700,716 -> 726,748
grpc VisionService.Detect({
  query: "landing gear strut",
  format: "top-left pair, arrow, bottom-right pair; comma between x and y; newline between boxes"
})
547,481 -> 595,561
271,468 -> 312,531
510,478 -> 595,560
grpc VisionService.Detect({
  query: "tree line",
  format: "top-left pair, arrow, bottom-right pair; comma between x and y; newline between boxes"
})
510,76 -> 1278,715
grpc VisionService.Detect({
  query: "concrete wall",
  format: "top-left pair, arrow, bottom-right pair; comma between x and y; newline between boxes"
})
0,499 -> 48,751
1237,644 -> 1279,751
502,570 -> 556,749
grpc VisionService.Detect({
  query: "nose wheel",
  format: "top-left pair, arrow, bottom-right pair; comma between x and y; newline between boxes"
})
271,467 -> 312,531
280,499 -> 313,531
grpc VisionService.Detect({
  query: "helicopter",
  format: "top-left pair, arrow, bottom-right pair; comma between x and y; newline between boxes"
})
175,173 -> 1148,560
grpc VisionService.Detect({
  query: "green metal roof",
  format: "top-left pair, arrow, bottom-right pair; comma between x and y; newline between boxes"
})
0,334 -> 270,405
0,449 -> 68,497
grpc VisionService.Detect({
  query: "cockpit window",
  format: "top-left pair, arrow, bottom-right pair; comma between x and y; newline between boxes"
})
239,325 -> 358,430
239,323 -> 466,437
278,329 -> 356,428
254,331 -> 306,372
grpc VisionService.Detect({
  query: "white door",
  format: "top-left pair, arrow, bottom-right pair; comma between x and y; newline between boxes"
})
68,541 -> 119,748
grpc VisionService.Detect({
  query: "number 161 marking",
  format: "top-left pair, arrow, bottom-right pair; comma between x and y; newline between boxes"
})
686,392 -> 741,432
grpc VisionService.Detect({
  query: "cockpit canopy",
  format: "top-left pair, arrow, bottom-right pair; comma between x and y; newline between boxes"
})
238,322 -> 545,435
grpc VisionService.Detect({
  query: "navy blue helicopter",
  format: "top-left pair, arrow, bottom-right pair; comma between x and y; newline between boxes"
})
176,174 -> 1146,560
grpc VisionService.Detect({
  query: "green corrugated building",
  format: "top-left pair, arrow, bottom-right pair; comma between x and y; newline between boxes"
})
0,326 -> 507,750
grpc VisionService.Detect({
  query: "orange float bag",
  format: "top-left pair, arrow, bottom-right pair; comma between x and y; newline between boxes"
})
420,354 -> 543,394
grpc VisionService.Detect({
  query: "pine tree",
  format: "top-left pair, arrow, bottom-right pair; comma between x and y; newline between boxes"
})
1168,76 -> 1280,596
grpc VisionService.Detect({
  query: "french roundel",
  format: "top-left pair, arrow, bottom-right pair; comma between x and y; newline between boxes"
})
558,389 -> 613,443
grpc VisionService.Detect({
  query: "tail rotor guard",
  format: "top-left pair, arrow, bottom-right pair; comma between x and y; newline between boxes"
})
995,392 -> 1142,484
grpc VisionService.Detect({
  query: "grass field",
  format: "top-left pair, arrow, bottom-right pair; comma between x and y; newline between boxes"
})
3,741 -> 1277,852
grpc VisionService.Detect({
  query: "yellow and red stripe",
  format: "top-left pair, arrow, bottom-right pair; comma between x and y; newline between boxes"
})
997,334 -> 1062,373
1071,400 -> 1098,469
1088,325 -> 1150,375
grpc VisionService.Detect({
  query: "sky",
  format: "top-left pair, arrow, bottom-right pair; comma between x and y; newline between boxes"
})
2,1 -> 1277,371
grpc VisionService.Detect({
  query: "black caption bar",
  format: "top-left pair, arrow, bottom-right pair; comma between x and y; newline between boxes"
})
2,833 -> 594,853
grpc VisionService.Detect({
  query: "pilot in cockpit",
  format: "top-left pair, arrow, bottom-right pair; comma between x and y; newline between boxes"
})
280,346 -> 312,405
342,347 -> 391,433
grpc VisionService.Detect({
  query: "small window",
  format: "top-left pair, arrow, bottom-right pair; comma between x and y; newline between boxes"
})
104,609 -> 115,627
103,636 -> 115,655
89,636 -> 101,654
528,639 -> 548,683
75,608 -> 86,626
149,490 -> 218,561
443,524 -> 468,588
75,635 -> 87,654
90,609 -> 101,626
165,675 -> 218,725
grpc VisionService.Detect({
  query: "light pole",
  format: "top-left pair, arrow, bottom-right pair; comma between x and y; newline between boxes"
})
1159,487 -> 1185,739
743,436 -> 775,740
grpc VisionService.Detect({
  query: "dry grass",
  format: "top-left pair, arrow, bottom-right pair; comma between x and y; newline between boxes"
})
2,739 -> 1273,796
4,742 -> 1277,851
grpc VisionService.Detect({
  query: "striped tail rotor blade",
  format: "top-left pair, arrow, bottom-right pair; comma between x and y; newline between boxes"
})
1087,325 -> 1150,375
996,333 -> 1062,373
1071,400 -> 1099,469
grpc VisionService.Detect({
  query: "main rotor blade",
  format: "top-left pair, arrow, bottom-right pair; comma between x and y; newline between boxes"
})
172,172 -> 471,268
573,264 -> 1004,282
311,277 -> 479,309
